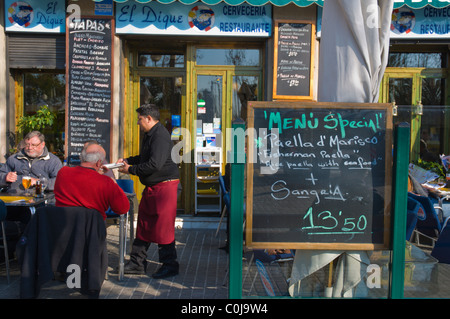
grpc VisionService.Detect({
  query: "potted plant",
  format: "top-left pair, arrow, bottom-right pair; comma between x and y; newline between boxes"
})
414,158 -> 446,179
17,105 -> 56,133
6,105 -> 58,157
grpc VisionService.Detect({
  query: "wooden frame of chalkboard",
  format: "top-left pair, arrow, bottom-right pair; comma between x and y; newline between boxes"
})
65,16 -> 114,162
245,101 -> 393,250
273,20 -> 315,101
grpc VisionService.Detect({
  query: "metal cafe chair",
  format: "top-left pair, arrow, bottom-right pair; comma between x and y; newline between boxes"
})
105,179 -> 135,281
216,175 -> 230,237
0,200 -> 10,284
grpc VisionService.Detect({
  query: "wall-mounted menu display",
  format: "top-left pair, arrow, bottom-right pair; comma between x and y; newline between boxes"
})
65,16 -> 114,161
273,20 -> 315,100
245,101 -> 393,250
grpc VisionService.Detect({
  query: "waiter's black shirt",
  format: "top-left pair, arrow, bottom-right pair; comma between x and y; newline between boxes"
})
127,121 -> 179,186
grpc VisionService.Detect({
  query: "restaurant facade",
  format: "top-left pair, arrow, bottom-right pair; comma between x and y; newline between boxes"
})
0,0 -> 449,215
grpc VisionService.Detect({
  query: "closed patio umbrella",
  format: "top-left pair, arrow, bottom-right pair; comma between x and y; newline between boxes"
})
318,0 -> 393,103
289,0 -> 394,298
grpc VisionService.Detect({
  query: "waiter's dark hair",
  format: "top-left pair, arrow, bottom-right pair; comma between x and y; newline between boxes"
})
137,104 -> 160,121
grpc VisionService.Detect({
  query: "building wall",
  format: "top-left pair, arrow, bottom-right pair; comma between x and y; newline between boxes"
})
0,0 -> 9,162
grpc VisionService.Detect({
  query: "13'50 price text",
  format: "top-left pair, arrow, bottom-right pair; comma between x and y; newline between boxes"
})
302,207 -> 368,235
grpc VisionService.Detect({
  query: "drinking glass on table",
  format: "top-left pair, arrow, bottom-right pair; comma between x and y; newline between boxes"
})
22,175 -> 32,196
40,176 -> 48,193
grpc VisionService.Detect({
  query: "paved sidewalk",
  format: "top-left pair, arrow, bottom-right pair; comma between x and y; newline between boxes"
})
2,218 -> 450,299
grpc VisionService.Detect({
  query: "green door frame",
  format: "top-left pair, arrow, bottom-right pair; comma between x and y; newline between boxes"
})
380,68 -> 434,161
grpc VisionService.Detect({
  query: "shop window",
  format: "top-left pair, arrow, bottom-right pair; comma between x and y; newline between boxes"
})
22,73 -> 65,158
138,54 -> 184,68
140,76 -> 183,132
196,49 -> 260,66
232,75 -> 258,121
421,78 -> 446,157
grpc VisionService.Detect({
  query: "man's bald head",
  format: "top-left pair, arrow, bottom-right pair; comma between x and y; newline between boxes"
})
80,144 -> 106,167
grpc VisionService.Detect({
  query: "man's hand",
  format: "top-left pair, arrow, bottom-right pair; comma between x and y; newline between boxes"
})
5,172 -> 17,183
30,177 -> 38,186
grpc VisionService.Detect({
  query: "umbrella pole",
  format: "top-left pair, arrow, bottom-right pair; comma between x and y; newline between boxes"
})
325,260 -> 333,297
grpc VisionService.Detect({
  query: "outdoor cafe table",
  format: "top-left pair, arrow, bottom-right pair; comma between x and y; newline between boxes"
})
422,183 -> 450,219
433,188 -> 450,205
0,191 -> 54,214
433,188 -> 450,219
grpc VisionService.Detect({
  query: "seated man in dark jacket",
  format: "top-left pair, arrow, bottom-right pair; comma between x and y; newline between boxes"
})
0,131 -> 62,192
0,131 -> 62,225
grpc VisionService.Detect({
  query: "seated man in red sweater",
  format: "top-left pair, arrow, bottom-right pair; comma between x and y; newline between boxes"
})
54,143 -> 129,219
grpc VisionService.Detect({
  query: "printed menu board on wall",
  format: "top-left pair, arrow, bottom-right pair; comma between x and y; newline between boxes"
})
273,20 -> 315,100
65,16 -> 114,161
245,101 -> 393,250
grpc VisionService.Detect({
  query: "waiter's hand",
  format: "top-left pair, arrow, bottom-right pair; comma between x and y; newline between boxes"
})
117,158 -> 130,174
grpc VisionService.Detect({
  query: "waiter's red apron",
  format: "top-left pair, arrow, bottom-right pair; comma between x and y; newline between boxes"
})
136,180 -> 179,245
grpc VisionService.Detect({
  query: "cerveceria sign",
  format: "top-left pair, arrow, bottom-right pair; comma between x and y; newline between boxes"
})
65,16 -> 113,161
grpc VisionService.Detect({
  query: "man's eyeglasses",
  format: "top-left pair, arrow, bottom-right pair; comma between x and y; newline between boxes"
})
25,142 -> 43,148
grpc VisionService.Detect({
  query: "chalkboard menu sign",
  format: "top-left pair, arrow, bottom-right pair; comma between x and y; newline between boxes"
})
65,16 -> 114,161
245,101 -> 393,250
273,20 -> 315,100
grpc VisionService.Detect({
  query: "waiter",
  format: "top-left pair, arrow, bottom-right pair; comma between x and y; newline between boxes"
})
118,104 -> 180,279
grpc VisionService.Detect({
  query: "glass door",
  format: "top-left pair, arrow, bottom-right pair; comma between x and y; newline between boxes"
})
191,46 -> 262,214
194,73 -> 225,214
194,72 -> 260,165
193,47 -> 262,162
195,73 -> 225,142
